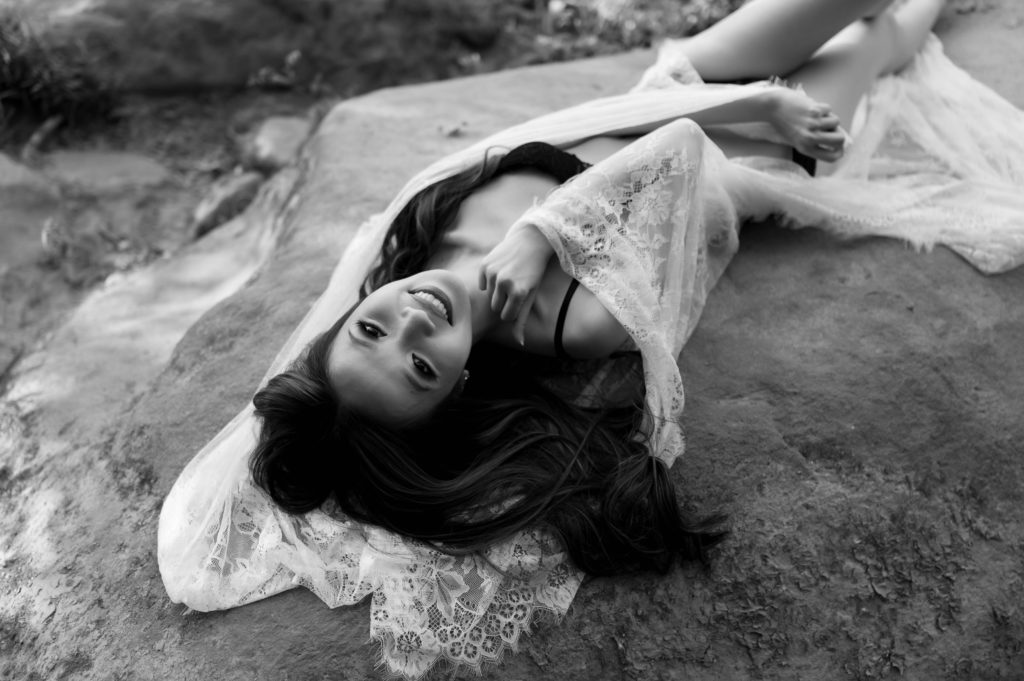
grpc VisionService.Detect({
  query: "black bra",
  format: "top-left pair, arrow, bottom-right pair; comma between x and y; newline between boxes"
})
495,142 -> 591,183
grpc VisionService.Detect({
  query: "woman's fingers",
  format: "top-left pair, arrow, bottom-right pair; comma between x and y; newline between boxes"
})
797,134 -> 845,161
812,113 -> 841,131
799,127 -> 847,159
513,290 -> 537,346
816,148 -> 844,162
490,281 -> 506,314
483,266 -> 528,319
500,286 -> 523,321
809,143 -> 844,162
815,130 -> 847,147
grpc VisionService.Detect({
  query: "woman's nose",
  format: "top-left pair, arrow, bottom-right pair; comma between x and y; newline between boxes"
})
399,305 -> 436,338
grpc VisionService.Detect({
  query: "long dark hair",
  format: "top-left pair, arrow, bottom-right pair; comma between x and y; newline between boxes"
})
363,150 -> 505,295
252,316 -> 723,576
251,154 -> 725,576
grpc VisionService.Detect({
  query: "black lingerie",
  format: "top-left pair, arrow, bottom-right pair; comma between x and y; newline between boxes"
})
496,142 -> 591,360
495,141 -> 591,183
553,279 -> 580,360
791,148 -> 818,177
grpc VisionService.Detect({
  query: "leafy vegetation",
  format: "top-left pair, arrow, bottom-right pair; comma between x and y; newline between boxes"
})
0,10 -> 114,130
0,0 -> 742,136
527,0 -> 745,60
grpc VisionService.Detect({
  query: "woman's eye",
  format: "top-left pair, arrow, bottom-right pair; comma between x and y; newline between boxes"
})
412,355 -> 435,378
356,321 -> 384,338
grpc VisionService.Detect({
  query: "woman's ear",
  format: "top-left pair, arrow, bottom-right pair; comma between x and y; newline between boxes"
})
451,370 -> 470,398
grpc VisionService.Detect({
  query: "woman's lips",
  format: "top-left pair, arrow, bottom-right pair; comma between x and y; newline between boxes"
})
410,287 -> 453,325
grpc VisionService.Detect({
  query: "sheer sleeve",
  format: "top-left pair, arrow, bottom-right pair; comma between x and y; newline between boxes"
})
513,117 -> 741,465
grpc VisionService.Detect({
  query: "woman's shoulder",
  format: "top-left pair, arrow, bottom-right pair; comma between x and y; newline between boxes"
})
559,285 -> 631,359
484,264 -> 628,360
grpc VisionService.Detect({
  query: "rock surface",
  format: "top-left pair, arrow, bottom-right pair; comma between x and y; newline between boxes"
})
32,151 -> 191,287
2,4 -> 1024,681
42,151 -> 172,193
0,153 -> 60,268
0,153 -> 63,392
0,153 -> 58,199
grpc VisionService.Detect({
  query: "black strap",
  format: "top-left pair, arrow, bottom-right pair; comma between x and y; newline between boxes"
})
554,279 -> 580,360
791,148 -> 818,177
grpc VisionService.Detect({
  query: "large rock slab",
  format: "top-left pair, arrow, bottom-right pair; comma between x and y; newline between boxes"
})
2,4 -> 1023,681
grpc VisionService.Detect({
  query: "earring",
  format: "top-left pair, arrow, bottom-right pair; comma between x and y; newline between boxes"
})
452,370 -> 470,398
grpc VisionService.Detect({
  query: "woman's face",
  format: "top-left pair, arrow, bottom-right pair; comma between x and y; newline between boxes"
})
328,270 -> 473,427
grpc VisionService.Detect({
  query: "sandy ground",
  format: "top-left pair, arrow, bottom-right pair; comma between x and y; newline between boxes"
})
1,1 -> 1023,679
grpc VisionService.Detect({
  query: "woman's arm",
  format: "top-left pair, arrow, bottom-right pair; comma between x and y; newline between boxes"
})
518,117 -> 717,461
378,81 -> 833,226
480,117 -> 726,350
604,85 -> 850,163
608,86 -> 782,135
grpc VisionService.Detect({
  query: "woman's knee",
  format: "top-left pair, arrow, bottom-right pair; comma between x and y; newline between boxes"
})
823,14 -> 900,77
864,10 -> 916,75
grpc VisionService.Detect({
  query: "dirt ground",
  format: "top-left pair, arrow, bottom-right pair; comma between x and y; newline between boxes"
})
1,1 -> 1023,680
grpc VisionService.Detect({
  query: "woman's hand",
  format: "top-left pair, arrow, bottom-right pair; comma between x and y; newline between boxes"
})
767,86 -> 850,163
479,222 -> 554,345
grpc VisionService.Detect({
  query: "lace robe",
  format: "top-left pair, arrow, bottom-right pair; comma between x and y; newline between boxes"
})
158,36 -> 1024,679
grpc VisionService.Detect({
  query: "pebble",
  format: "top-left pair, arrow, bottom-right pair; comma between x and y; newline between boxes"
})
242,116 -> 313,173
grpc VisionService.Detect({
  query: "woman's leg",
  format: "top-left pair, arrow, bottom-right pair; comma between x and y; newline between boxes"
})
784,0 -> 946,129
681,0 -> 896,82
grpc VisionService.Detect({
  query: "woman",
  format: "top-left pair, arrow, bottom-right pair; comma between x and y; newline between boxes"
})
159,0 -> 1024,676
251,0 -> 946,564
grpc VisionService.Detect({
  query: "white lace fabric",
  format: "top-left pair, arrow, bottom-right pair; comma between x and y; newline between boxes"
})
159,36 -> 1024,678
517,118 -> 737,465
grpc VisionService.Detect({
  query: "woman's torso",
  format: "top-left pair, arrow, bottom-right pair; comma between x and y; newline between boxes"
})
426,163 -> 617,358
425,132 -> 789,358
